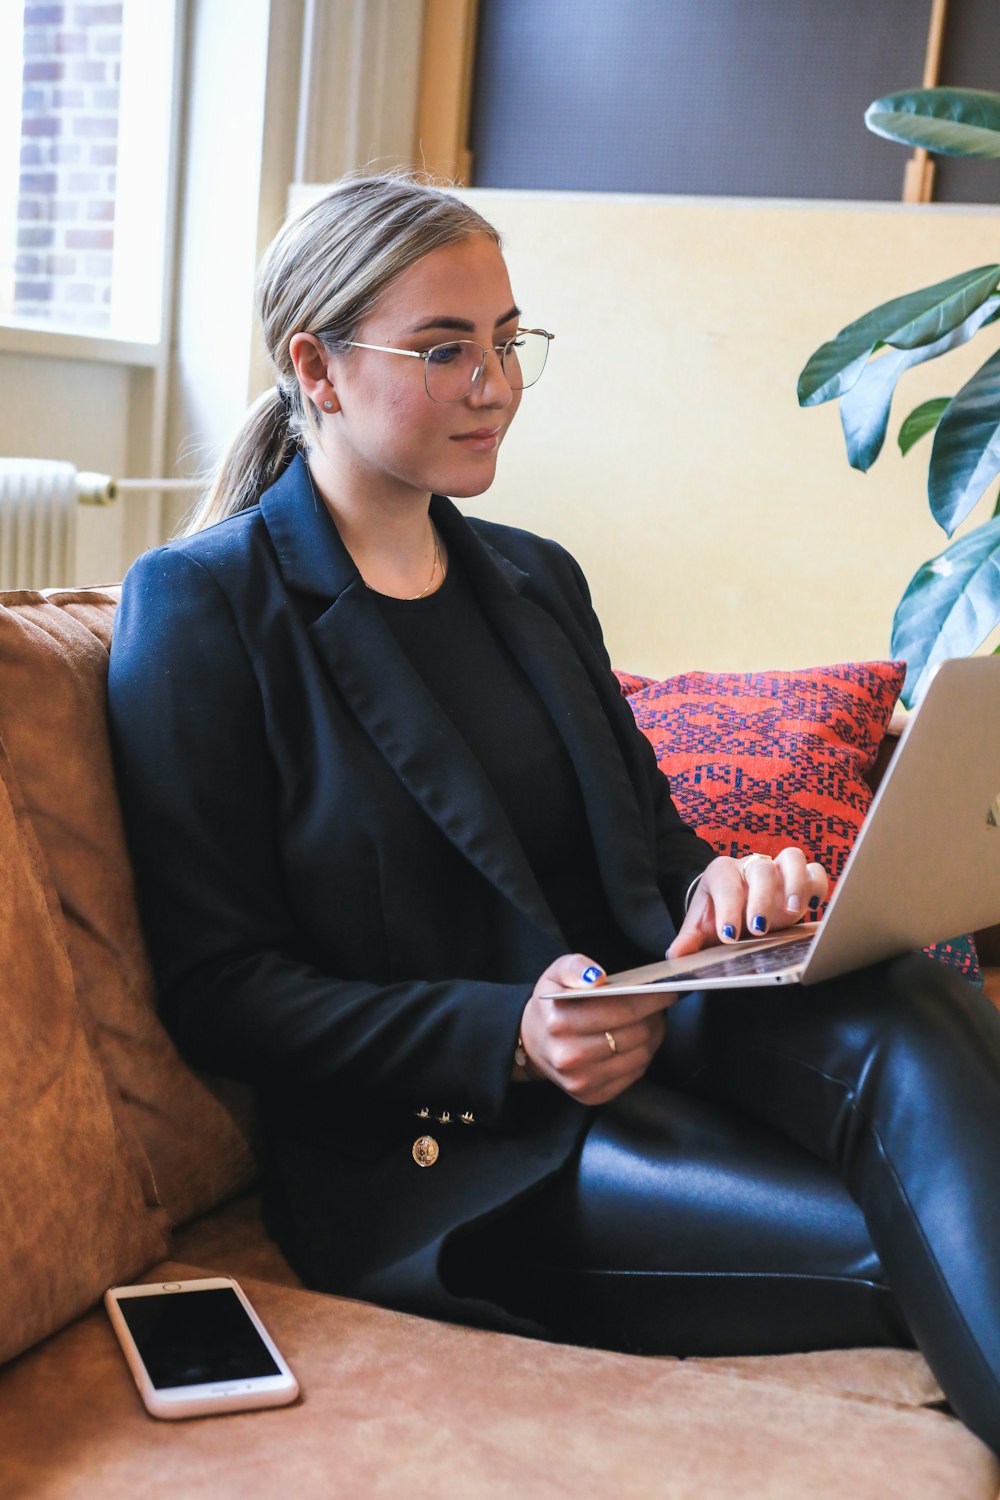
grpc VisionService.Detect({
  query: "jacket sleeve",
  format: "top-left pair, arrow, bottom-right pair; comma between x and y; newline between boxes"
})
107,546 -> 531,1125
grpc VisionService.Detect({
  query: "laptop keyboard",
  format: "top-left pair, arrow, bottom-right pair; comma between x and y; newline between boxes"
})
656,934 -> 815,985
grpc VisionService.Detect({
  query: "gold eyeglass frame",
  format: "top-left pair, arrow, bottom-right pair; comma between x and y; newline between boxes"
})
342,328 -> 554,403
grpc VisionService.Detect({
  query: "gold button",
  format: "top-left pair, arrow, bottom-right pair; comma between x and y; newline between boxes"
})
412,1135 -> 440,1168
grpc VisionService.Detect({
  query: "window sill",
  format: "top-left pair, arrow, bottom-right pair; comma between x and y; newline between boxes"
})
0,322 -> 162,368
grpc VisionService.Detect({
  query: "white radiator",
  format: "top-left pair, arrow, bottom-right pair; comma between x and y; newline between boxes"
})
0,459 -> 78,590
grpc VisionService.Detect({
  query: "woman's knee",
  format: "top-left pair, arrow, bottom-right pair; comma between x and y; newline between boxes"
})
830,953 -> 1000,1074
653,954 -> 999,1171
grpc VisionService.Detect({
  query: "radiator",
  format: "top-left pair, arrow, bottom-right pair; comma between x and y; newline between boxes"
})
0,462 -> 201,590
0,459 -> 78,590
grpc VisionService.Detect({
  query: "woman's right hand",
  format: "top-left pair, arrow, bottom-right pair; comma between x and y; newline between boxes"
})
516,953 -> 675,1107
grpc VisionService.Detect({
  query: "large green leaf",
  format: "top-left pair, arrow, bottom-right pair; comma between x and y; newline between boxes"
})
797,265 -> 1000,408
839,297 -> 1000,471
899,397 -> 951,456
928,345 -> 1000,535
891,515 -> 1000,705
866,88 -> 1000,160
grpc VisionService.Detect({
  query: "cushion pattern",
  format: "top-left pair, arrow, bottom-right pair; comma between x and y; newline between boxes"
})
624,661 -> 904,885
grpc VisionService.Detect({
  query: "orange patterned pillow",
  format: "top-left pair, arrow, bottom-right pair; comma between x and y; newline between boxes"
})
622,661 -> 904,887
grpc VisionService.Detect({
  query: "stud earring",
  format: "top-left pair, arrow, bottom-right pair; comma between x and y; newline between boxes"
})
323,399 -> 333,411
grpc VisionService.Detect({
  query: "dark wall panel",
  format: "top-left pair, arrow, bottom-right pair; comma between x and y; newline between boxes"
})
470,0 -> 999,202
934,0 -> 1000,203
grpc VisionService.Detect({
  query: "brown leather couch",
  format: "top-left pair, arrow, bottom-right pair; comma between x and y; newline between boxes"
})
1,586 -> 998,1500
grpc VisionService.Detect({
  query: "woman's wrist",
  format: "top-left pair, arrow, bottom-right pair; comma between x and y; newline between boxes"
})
512,1028 -> 538,1083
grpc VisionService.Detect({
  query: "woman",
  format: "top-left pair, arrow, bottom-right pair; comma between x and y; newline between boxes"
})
108,174 -> 1000,1451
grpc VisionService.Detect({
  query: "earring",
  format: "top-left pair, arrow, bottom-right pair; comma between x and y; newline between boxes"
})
323,399 -> 333,411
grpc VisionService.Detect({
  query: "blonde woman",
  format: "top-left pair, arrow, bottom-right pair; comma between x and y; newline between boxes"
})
109,174 -> 1000,1453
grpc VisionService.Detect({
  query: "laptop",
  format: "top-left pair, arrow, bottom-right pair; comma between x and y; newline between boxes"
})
595,655 -> 1000,995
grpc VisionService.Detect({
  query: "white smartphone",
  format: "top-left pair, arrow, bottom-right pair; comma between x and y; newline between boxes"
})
104,1276 -> 299,1419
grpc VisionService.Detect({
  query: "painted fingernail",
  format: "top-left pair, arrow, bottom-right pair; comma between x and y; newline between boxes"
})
809,896 -> 821,911
582,965 -> 604,983
751,915 -> 768,935
722,924 -> 737,941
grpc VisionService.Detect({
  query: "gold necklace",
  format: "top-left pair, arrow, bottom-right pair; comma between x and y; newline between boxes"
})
410,526 -> 443,599
302,466 -> 443,601
363,524 -> 442,601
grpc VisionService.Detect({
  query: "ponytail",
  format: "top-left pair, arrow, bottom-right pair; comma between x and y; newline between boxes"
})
183,388 -> 298,536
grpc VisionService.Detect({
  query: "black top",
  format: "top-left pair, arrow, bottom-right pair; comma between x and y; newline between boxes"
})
372,553 -> 637,971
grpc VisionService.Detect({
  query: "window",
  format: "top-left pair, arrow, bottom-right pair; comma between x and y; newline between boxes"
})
0,0 -> 178,341
0,3 -> 25,315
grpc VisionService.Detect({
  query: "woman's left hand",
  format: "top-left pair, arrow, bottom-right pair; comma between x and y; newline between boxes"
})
667,848 -> 829,959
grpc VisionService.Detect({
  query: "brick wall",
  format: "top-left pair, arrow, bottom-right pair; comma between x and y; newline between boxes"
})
16,2 -> 122,330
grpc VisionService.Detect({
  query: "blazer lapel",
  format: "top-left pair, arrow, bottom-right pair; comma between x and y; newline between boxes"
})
260,459 -> 563,944
434,502 -> 675,956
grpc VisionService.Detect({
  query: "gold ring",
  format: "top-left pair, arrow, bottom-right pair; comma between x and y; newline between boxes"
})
605,1030 -> 617,1055
741,853 -> 773,877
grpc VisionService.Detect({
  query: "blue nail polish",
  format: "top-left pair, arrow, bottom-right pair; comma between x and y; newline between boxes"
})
751,915 -> 768,935
809,895 -> 821,911
722,924 -> 737,941
582,965 -> 603,984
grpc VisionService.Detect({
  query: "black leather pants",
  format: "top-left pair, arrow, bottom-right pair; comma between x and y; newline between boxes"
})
485,954 -> 1000,1453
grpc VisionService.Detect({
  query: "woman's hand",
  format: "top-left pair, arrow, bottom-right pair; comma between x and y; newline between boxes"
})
668,848 -> 829,959
516,953 -> 675,1106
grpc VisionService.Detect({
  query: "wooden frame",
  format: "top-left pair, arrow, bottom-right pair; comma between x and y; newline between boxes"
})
902,0 -> 949,203
415,0 -> 479,183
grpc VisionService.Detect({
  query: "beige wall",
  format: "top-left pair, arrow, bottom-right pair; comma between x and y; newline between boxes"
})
455,189 -> 1000,677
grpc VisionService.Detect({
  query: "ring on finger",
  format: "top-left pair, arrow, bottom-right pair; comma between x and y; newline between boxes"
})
741,853 -> 773,878
604,1030 -> 617,1055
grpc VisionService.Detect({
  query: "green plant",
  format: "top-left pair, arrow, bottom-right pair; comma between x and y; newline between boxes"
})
798,88 -> 1000,706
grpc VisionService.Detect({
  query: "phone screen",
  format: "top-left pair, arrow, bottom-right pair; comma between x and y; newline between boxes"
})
114,1287 -> 281,1389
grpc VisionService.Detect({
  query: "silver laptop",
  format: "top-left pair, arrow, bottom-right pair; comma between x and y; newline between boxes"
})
596,656 -> 1000,995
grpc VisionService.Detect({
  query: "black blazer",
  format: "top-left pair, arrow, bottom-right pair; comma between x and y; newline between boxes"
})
107,454 -> 714,1327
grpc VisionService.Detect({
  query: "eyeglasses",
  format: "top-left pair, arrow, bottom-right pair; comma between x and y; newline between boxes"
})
342,328 -> 554,403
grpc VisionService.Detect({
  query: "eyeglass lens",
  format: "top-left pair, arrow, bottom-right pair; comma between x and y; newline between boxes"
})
424,331 -> 549,402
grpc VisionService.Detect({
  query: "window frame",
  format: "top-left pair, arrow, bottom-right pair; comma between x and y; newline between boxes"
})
0,0 -> 187,365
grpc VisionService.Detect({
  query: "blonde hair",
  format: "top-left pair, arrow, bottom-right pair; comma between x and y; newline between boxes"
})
185,173 -> 502,534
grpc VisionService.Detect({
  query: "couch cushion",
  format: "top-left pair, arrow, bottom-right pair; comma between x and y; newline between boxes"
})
172,1192 -> 303,1289
0,590 -> 256,1226
0,736 -> 169,1365
0,1261 -> 994,1499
